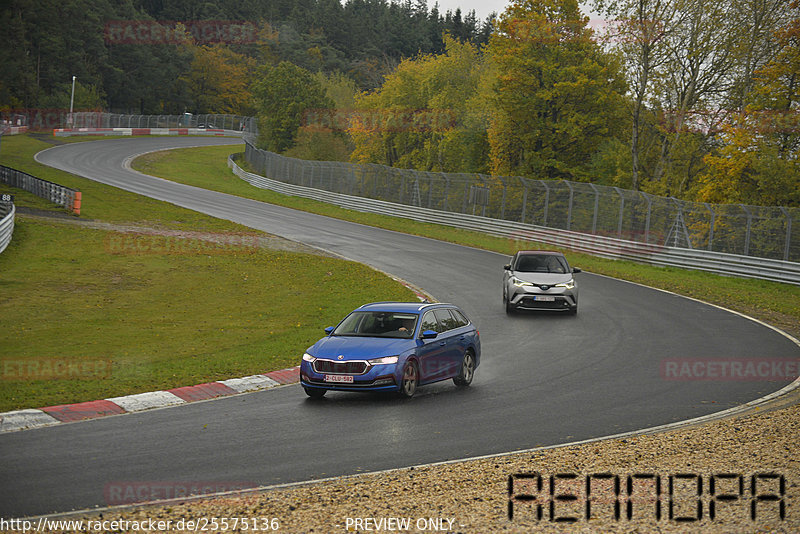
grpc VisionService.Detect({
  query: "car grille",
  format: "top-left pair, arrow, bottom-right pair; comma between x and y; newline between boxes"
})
521,296 -> 566,309
313,360 -> 368,375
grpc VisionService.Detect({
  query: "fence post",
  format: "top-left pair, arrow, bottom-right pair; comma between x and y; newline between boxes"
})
541,180 -> 550,227
740,204 -> 752,256
780,207 -> 792,261
519,177 -> 528,224
613,187 -> 625,238
564,180 -> 574,231
588,183 -> 599,234
704,203 -> 716,251
640,191 -> 652,243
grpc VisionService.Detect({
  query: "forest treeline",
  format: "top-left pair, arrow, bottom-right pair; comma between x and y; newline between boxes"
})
1,0 -> 492,112
1,0 -> 798,207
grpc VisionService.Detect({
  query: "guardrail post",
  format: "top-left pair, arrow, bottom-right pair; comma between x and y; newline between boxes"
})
780,207 -> 792,261
740,204 -> 753,256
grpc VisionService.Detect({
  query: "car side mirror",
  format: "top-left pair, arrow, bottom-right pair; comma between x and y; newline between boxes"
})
572,267 -> 582,273
504,264 -> 511,270
421,330 -> 438,339
324,326 -> 334,335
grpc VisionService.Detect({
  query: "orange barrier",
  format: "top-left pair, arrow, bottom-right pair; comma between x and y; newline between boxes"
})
73,191 -> 82,215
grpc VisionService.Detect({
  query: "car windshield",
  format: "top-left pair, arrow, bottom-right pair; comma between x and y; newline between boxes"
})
332,311 -> 419,338
515,254 -> 569,274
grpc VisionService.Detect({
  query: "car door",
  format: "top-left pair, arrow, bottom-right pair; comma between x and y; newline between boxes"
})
433,308 -> 464,377
416,310 -> 449,383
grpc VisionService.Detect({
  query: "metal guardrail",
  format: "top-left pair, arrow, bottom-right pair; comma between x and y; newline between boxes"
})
0,166 -> 81,214
229,154 -> 800,285
0,201 -> 14,255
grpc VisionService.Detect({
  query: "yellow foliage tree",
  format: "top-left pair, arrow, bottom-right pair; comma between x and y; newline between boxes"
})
180,45 -> 255,115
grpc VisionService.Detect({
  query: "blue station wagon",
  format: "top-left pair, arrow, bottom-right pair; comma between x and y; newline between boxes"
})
300,302 -> 481,398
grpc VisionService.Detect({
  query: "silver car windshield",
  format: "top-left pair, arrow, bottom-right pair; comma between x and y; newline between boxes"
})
515,254 -> 569,274
332,311 -> 419,338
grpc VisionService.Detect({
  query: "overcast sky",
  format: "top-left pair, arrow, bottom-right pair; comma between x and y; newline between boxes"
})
430,0 -> 507,21
429,1 -> 600,23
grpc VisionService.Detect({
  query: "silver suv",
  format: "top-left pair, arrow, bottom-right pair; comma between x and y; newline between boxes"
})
503,251 -> 581,315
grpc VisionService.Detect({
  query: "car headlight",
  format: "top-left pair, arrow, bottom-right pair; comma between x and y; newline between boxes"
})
302,353 -> 316,362
512,276 -> 533,287
555,279 -> 575,289
367,356 -> 399,365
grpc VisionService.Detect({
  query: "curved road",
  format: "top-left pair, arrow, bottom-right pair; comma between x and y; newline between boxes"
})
1,137 -> 797,517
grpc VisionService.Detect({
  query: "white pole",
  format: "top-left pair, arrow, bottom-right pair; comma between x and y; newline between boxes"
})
69,75 -> 76,128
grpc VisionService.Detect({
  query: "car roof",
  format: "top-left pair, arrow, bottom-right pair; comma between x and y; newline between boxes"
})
356,301 -> 454,313
515,250 -> 565,256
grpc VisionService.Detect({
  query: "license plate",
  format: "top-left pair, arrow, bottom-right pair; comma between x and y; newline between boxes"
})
324,374 -> 354,383
534,296 -> 556,302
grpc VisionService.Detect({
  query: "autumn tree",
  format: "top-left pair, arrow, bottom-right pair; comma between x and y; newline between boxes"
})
487,0 -> 627,181
699,2 -> 800,206
349,35 -> 491,172
179,45 -> 255,115
595,0 -> 684,190
252,61 -> 334,152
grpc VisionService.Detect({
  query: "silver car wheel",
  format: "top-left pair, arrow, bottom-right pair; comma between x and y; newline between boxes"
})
454,351 -> 475,386
399,361 -> 418,397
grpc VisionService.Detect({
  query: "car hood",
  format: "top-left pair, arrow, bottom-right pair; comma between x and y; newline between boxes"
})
309,335 -> 414,360
511,271 -> 573,285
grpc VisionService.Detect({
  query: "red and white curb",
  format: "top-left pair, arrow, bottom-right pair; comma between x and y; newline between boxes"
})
0,367 -> 300,433
53,127 -> 243,137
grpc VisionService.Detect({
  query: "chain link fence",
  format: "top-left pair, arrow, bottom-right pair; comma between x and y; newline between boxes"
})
70,112 -> 258,134
244,140 -> 800,262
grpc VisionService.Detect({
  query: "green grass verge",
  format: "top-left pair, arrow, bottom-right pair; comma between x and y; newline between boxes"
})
132,146 -> 800,339
0,135 -> 416,411
0,218 -> 414,411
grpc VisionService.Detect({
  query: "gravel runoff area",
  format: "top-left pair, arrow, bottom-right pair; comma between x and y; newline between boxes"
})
16,384 -> 797,533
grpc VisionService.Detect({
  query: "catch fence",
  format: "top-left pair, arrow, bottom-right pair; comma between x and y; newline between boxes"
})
243,140 -> 799,263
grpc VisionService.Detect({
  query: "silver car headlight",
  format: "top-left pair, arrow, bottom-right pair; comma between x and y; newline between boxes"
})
555,279 -> 575,289
512,276 -> 533,287
302,352 -> 316,362
367,356 -> 399,365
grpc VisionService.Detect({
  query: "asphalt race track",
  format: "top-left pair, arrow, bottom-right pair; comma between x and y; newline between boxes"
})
1,137 -> 797,517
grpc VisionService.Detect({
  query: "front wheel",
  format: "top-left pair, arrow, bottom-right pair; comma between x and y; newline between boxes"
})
304,387 -> 326,398
504,294 -> 515,315
398,361 -> 419,398
453,351 -> 475,387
